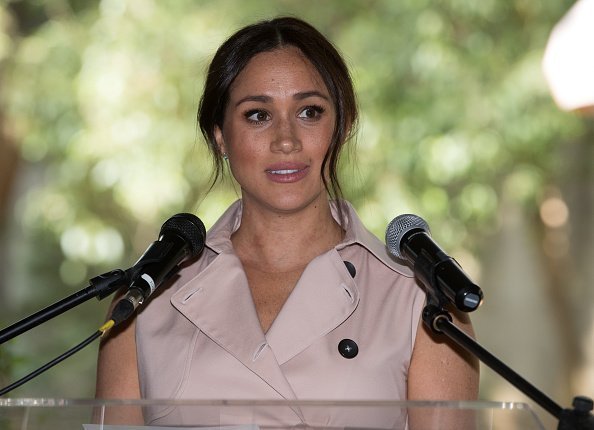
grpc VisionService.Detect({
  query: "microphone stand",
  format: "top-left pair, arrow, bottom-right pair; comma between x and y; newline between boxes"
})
0,269 -> 128,345
422,294 -> 594,430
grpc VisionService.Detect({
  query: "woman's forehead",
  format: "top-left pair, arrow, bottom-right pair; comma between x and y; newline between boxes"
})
228,47 -> 330,102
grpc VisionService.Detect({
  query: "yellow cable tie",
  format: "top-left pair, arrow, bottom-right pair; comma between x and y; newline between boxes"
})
99,319 -> 115,336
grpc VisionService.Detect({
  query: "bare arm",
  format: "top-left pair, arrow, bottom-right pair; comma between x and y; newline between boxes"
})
407,308 -> 480,429
94,300 -> 144,425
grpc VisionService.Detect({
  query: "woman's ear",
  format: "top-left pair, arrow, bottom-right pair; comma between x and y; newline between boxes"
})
214,126 -> 227,157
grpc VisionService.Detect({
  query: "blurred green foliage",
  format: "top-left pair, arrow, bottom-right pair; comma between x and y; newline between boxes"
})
0,0 -> 588,398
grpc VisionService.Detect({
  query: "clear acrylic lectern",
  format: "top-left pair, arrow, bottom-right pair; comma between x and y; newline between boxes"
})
0,398 -> 544,429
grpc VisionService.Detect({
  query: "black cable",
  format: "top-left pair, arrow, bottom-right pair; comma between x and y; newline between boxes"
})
0,320 -> 114,397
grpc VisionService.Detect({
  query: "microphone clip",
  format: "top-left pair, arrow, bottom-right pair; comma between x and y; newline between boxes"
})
88,240 -> 175,302
89,269 -> 130,301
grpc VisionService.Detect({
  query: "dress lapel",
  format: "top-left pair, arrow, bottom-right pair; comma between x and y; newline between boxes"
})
170,252 -> 298,401
266,248 -> 360,365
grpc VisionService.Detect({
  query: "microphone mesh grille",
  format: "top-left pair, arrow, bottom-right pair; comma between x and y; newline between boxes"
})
160,213 -> 206,257
385,214 -> 430,259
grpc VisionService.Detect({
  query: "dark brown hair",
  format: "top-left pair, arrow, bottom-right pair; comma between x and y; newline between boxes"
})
198,16 -> 358,217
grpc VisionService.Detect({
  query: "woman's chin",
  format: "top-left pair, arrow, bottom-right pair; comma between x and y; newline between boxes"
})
244,192 -> 327,215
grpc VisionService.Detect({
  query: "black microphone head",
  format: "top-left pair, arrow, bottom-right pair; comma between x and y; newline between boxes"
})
385,214 -> 431,259
160,213 -> 206,257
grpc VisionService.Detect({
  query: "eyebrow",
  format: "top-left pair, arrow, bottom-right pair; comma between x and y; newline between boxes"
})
234,91 -> 330,107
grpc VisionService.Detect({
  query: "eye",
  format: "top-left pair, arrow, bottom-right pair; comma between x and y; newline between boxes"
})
298,105 -> 325,120
245,110 -> 270,123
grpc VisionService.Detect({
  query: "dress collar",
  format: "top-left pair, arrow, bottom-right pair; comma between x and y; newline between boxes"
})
204,199 -> 413,278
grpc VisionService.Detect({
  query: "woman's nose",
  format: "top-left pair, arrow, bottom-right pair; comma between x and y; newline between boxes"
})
270,118 -> 302,154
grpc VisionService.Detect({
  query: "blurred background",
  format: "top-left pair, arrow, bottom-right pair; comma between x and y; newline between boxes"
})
0,0 -> 592,428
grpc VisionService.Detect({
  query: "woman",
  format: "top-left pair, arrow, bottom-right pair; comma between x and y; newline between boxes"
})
95,16 -> 478,427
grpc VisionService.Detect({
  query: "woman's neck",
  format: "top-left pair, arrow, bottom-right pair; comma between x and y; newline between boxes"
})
231,197 -> 344,273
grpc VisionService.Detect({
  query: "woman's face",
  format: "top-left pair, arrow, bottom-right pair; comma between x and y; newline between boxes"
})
215,46 -> 336,215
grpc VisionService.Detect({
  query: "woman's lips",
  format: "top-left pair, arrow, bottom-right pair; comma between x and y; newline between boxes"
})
265,163 -> 310,183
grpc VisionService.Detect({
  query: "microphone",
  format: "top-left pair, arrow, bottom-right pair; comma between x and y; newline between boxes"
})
385,214 -> 483,312
110,213 -> 206,325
